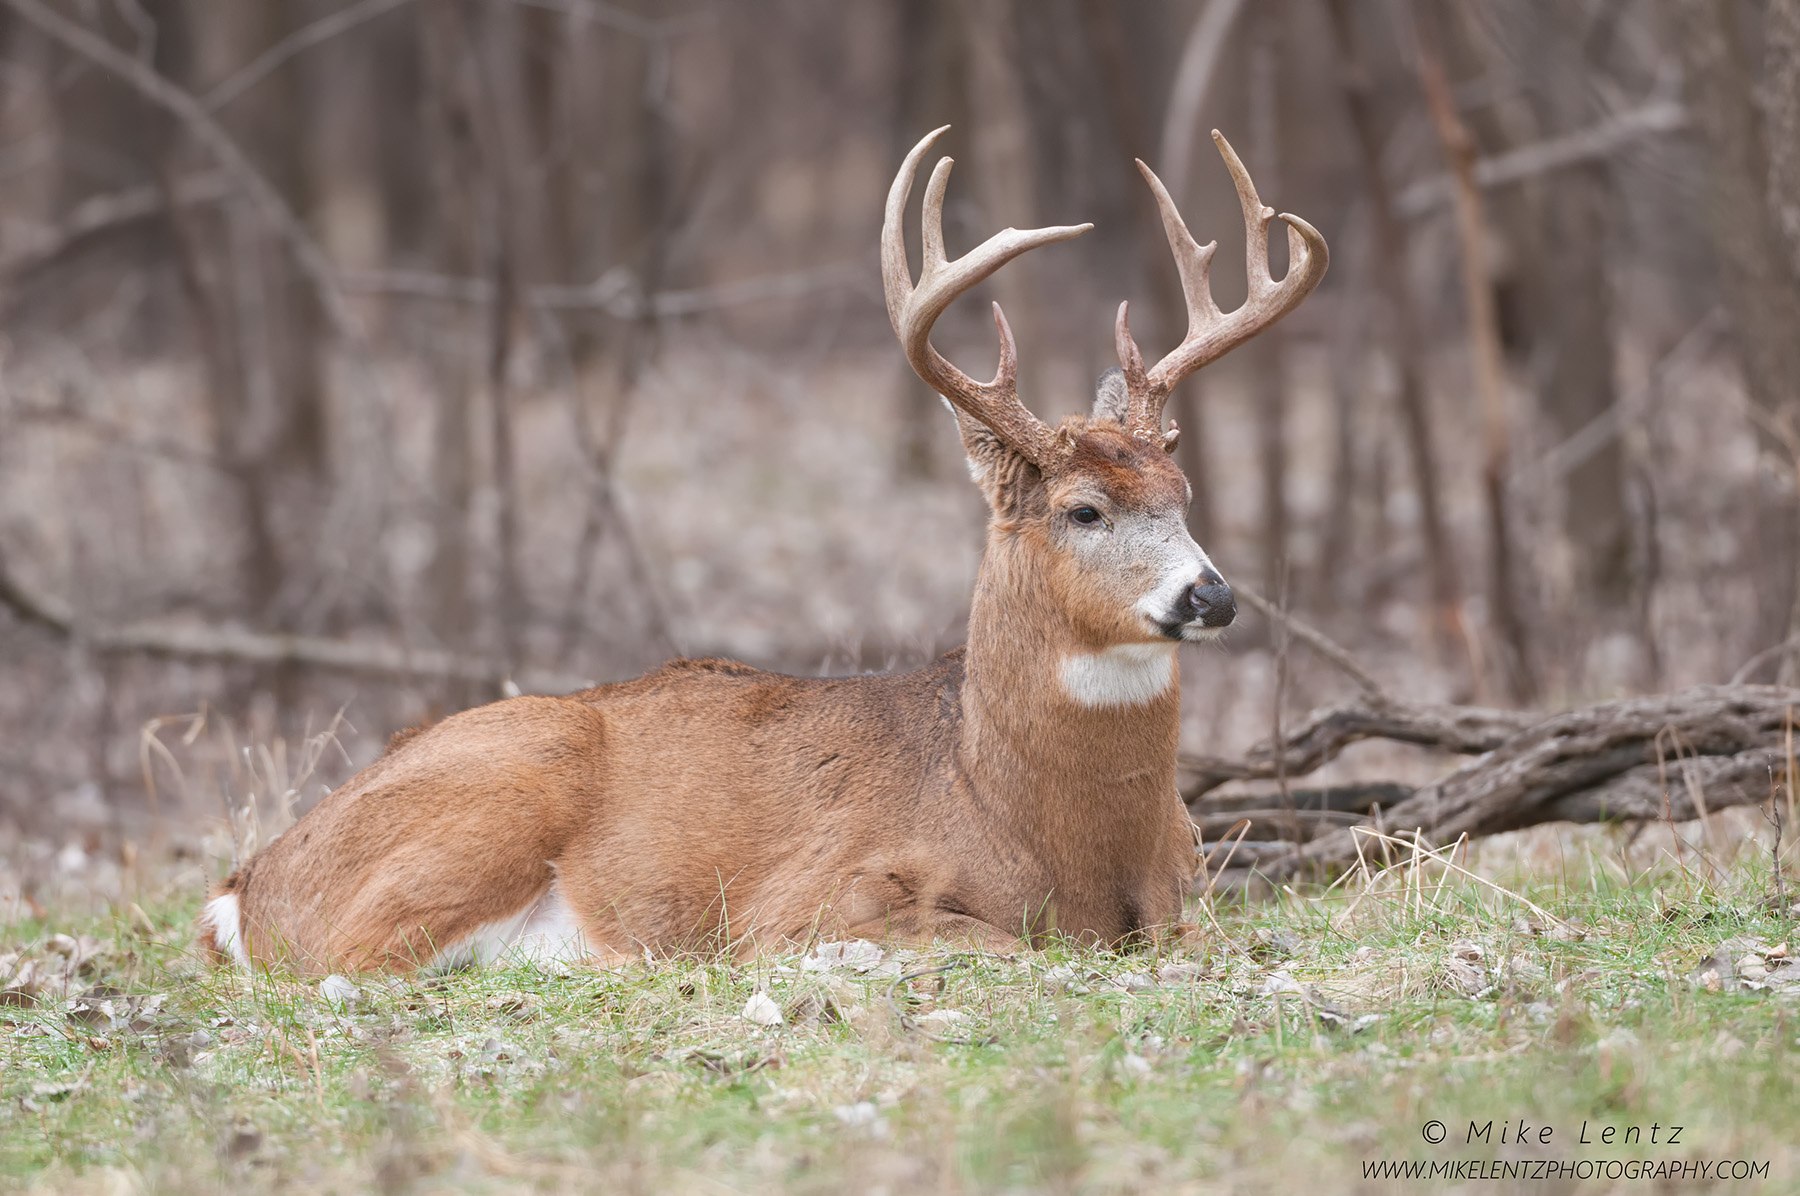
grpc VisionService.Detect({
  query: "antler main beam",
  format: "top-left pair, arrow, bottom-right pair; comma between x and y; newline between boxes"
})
882,126 -> 1092,468
1117,130 -> 1329,437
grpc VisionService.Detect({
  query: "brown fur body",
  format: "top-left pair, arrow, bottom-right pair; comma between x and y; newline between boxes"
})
204,430 -> 1200,972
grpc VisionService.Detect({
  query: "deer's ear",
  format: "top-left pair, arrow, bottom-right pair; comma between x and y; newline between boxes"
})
947,400 -> 1041,518
1091,367 -> 1130,424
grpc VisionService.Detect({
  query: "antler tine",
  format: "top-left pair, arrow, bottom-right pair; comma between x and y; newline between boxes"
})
1118,156 -> 1221,430
883,126 -> 1093,467
1119,129 -> 1329,435
1138,157 -> 1222,323
1218,130 -> 1273,298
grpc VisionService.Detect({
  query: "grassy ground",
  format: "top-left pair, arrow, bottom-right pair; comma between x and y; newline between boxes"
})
3,842 -> 1797,1194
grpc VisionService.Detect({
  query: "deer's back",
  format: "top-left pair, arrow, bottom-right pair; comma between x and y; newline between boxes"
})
228,652 -> 970,966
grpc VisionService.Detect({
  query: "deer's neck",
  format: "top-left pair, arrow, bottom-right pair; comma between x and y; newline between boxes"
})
956,533 -> 1184,867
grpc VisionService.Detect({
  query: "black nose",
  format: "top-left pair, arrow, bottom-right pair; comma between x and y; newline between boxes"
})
1186,579 -> 1235,628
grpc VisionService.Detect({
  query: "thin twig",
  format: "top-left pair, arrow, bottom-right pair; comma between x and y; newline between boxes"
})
202,0 -> 419,113
884,957 -> 990,1045
1396,98 -> 1687,217
1508,309 -> 1721,494
1232,581 -> 1387,699
1733,637 -> 1800,686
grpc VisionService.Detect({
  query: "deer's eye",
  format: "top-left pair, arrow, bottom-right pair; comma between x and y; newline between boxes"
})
1069,506 -> 1102,526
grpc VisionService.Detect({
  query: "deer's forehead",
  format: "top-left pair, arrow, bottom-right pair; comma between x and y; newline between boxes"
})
1050,430 -> 1189,511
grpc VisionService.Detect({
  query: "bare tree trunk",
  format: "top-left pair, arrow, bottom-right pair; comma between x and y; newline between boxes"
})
1247,4 -> 1289,596
307,1 -> 389,279
1154,0 -> 1256,558
1772,0 -> 1800,282
371,10 -> 430,265
1079,0 -> 1220,539
1770,0 -> 1800,683
1322,0 -> 1462,657
1663,0 -> 1800,680
891,0 -> 968,480
1412,0 -> 1537,703
960,0 -> 1045,396
555,0 -> 677,662
459,0 -> 529,675
259,0 -> 328,496
1318,208 -> 1369,588
167,0 -> 301,618
1541,183 -> 1627,603
195,0 -> 333,621
1483,4 -> 1634,635
419,1 -> 479,653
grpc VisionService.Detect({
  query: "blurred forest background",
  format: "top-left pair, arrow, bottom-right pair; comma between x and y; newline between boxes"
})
1,0 -> 1798,864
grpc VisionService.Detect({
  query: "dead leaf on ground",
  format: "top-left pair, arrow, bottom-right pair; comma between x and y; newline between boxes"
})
2,935 -> 112,1006
916,1009 -> 967,1031
785,986 -> 849,1027
1690,937 -> 1794,994
65,989 -> 167,1033
1257,970 -> 1306,998
741,991 -> 784,1027
484,991 -> 542,1022
800,940 -> 885,974
1249,929 -> 1304,961
1040,964 -> 1087,995
1512,914 -> 1587,942
1440,940 -> 1493,999
669,1045 -> 784,1076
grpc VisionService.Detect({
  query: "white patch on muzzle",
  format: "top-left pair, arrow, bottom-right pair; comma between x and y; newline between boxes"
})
1134,550 -> 1218,630
1059,643 -> 1177,707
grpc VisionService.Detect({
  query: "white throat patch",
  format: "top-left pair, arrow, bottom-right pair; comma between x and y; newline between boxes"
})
1059,644 -> 1177,708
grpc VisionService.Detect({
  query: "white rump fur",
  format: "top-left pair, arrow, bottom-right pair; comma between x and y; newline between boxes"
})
431,882 -> 591,970
200,892 -> 251,970
1060,643 -> 1177,708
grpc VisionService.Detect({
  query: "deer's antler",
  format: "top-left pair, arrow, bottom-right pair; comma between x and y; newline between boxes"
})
883,126 -> 1092,468
1117,130 -> 1329,440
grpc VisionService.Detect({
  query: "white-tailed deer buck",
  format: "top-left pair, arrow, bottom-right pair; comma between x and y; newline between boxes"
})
200,128 -> 1326,973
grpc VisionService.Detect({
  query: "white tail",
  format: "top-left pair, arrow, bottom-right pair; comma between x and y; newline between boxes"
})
199,129 -> 1326,973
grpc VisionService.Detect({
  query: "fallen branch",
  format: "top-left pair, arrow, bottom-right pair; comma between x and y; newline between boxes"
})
1231,581 -> 1387,699
1181,697 -> 1533,797
1189,686 -> 1798,886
